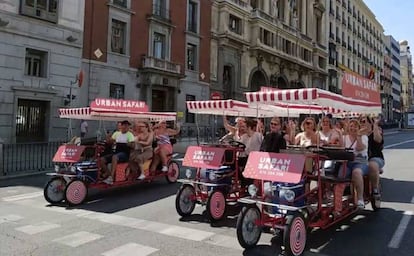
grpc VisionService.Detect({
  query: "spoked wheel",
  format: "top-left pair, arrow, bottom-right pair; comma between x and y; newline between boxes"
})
65,179 -> 88,206
206,190 -> 226,222
166,161 -> 180,183
175,185 -> 196,217
283,212 -> 307,256
236,205 -> 262,249
44,177 -> 66,204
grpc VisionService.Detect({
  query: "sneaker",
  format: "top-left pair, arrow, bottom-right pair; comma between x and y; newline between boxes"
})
161,166 -> 168,172
137,173 -> 146,180
357,199 -> 365,209
103,176 -> 113,185
373,191 -> 381,207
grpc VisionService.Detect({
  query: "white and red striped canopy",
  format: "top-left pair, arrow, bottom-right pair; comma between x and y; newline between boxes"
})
245,88 -> 382,115
186,99 -> 300,117
58,107 -> 177,121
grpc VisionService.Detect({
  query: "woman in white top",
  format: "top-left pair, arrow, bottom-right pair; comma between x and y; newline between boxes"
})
318,116 -> 343,146
343,119 -> 369,209
294,117 -> 319,147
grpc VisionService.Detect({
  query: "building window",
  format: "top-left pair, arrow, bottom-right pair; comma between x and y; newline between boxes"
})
187,43 -> 197,71
261,28 -> 273,47
25,48 -> 48,77
20,0 -> 58,23
153,0 -> 169,20
188,0 -> 198,33
229,15 -> 242,35
153,32 -> 166,59
113,0 -> 127,8
186,94 -> 196,123
111,19 -> 126,54
109,83 -> 125,99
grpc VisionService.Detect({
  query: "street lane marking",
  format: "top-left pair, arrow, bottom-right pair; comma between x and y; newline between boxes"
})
101,243 -> 158,256
1,192 -> 43,202
0,214 -> 23,224
15,199 -> 234,248
53,231 -> 103,247
15,221 -> 60,235
384,139 -> 414,149
82,212 -> 214,242
388,196 -> 414,249
159,225 -> 214,241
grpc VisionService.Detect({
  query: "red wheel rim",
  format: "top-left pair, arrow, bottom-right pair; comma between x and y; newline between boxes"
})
66,180 -> 86,205
168,162 -> 179,182
210,191 -> 225,219
290,216 -> 306,256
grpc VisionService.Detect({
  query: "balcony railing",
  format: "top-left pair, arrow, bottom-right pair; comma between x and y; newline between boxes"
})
141,56 -> 181,74
251,8 -> 274,23
225,0 -> 249,9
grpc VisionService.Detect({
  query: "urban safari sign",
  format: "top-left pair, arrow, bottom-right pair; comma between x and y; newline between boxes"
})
342,71 -> 381,104
90,98 -> 149,113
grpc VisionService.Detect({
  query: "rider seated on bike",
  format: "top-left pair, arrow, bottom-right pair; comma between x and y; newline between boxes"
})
101,120 -> 134,184
260,117 -> 287,153
238,119 -> 263,186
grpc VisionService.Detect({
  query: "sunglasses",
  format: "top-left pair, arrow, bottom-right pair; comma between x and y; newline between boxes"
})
270,122 -> 280,126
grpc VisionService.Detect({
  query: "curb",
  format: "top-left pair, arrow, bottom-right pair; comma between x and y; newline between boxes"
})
0,170 -> 50,181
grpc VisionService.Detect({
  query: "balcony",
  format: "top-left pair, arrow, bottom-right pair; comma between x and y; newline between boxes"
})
251,8 -> 274,23
141,56 -> 181,74
223,0 -> 249,9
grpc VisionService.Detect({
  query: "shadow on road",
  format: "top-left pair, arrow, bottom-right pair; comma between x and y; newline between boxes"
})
381,177 -> 414,204
63,180 -> 181,214
178,204 -> 241,228
238,206 -> 411,256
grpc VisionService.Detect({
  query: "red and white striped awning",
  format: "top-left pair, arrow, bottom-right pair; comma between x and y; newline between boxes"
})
245,88 -> 382,115
186,99 -> 299,117
58,107 -> 177,121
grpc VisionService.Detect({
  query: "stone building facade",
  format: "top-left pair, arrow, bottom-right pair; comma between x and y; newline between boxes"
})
82,0 -> 211,127
210,0 -> 329,101
327,0 -> 383,97
0,0 -> 85,143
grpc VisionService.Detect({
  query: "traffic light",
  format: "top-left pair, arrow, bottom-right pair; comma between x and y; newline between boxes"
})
64,94 -> 76,106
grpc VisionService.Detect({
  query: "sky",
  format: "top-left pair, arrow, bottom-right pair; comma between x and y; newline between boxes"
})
363,0 -> 413,46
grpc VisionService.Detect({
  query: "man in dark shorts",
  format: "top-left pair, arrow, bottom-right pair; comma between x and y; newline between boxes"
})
101,120 -> 134,184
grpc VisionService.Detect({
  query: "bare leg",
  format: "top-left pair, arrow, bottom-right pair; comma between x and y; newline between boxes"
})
111,155 -> 118,179
100,157 -> 109,178
368,161 -> 380,191
160,149 -> 168,166
352,168 -> 364,201
150,154 -> 160,172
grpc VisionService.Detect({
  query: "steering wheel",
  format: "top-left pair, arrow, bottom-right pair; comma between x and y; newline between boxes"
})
229,140 -> 246,149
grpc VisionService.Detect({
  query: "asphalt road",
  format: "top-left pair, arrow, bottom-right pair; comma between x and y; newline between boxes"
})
0,130 -> 414,256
